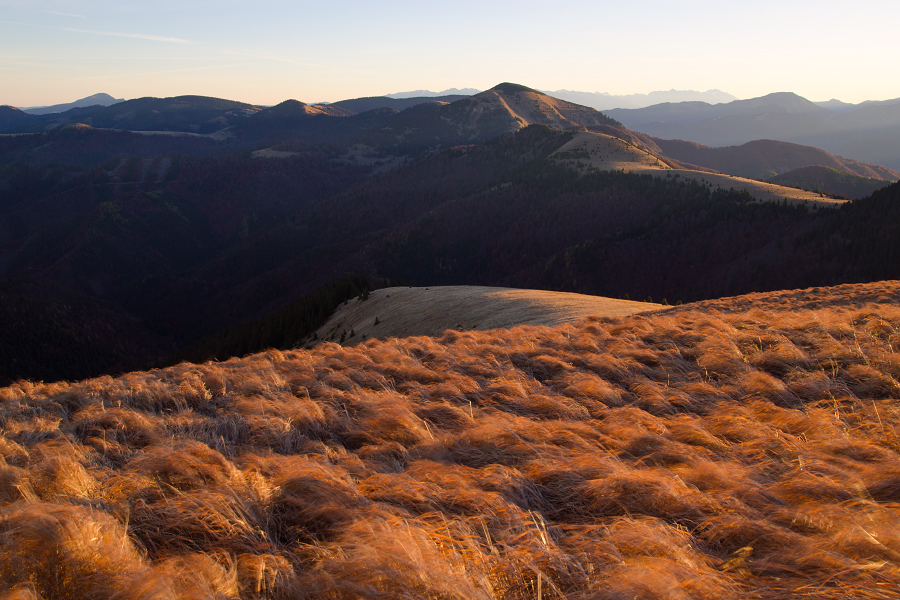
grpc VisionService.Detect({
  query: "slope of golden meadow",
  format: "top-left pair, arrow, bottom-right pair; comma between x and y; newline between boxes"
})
553,132 -> 843,205
305,286 -> 663,347
3,282 -> 900,599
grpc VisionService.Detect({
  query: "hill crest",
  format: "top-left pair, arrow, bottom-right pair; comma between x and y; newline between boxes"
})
356,82 -> 621,151
652,137 -> 900,182
304,286 -> 663,347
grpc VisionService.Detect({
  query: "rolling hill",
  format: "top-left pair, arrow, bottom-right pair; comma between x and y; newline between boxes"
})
305,286 -> 663,347
650,138 -> 900,183
231,101 -> 401,145
769,165 -> 894,199
0,105 -> 36,131
548,132 -> 837,204
356,83 -> 622,153
3,280 -> 900,599
326,94 -> 471,114
2,95 -> 263,135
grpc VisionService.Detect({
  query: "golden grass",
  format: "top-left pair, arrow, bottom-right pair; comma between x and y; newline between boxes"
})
2,280 -> 900,599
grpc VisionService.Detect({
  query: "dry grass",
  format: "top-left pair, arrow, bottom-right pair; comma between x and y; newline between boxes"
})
3,281 -> 900,599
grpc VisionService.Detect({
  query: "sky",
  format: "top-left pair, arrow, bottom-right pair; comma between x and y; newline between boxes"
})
2,0 -> 899,107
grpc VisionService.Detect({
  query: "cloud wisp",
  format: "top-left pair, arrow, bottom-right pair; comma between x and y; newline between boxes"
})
41,10 -> 87,20
0,19 -> 194,44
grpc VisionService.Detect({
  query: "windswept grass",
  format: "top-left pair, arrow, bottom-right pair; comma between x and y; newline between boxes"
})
2,281 -> 900,599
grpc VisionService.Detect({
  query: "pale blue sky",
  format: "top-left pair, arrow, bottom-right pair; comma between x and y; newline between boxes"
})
2,0 -> 898,107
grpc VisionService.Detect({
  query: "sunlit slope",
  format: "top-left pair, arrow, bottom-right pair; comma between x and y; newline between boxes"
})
2,281 -> 900,598
553,131 -> 843,204
304,285 -> 663,346
356,83 -> 620,151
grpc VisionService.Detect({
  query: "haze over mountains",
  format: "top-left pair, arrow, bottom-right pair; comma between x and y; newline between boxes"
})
543,89 -> 738,110
607,92 -> 900,170
386,88 -> 480,99
383,88 -> 739,109
20,92 -> 124,115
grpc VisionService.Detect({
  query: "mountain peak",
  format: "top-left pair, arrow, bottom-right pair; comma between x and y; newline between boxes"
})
256,99 -> 311,117
274,99 -> 309,109
22,93 -> 124,115
486,82 -> 540,95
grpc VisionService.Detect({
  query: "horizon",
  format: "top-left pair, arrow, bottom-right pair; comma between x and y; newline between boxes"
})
2,0 -> 899,108
9,85 -> 900,112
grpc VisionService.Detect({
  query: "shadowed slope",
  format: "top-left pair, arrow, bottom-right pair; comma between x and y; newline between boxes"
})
652,138 -> 900,182
3,281 -> 900,599
327,95 -> 470,114
770,165 -> 894,199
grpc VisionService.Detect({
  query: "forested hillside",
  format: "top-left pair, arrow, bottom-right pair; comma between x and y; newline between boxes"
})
3,124 -> 900,385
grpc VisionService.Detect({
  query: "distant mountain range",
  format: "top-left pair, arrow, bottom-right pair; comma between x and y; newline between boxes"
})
607,92 -> 900,170
1,95 -> 262,135
814,97 -> 900,113
3,85 -> 897,197
543,89 -> 738,110
21,93 -> 123,115
384,88 -> 739,110
386,88 -> 480,98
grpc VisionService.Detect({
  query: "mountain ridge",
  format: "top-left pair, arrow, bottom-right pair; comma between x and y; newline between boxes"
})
544,88 -> 738,110
650,138 -> 900,183
326,95 -> 471,115
607,93 -> 900,170
387,87 -> 480,98
769,165 -> 894,199
355,83 -> 621,152
21,92 -> 124,115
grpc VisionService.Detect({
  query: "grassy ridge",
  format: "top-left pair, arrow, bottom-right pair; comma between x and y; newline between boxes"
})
2,280 -> 900,598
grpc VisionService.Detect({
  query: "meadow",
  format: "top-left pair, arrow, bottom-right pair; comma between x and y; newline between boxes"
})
2,281 -> 900,599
